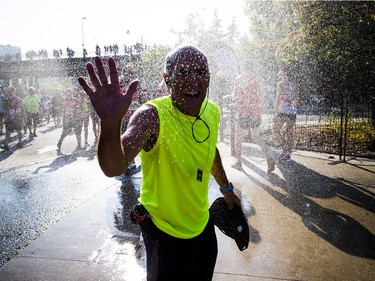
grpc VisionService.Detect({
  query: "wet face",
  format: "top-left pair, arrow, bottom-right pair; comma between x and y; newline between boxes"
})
166,47 -> 210,116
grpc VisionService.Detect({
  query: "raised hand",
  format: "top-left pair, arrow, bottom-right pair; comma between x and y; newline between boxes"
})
78,56 -> 139,122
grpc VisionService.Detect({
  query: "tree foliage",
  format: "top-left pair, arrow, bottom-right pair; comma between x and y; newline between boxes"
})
171,8 -> 244,103
133,45 -> 171,95
299,1 -> 375,105
244,0 -> 375,109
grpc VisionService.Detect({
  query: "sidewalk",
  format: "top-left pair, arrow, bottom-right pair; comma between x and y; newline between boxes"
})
0,142 -> 374,281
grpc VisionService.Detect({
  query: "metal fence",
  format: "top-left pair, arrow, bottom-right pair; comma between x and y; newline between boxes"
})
294,102 -> 375,160
220,102 -> 375,161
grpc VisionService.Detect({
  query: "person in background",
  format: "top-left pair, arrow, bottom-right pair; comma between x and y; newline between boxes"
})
78,90 -> 91,148
0,85 -> 4,135
40,91 -> 52,124
23,87 -> 41,138
90,104 -> 100,147
232,60 -> 275,173
272,67 -> 298,161
1,86 -> 23,150
56,88 -> 83,154
51,90 -> 63,126
117,66 -> 142,177
78,45 -> 241,281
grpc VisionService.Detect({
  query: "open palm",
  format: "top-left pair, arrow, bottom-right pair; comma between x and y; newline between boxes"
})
78,56 -> 139,122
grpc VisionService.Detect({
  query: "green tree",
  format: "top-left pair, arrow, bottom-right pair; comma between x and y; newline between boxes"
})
297,1 -> 375,107
227,16 -> 241,46
132,45 -> 171,97
243,0 -> 375,114
239,1 -> 288,90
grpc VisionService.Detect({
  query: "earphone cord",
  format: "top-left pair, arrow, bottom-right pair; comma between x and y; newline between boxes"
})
191,88 -> 210,143
191,116 -> 210,143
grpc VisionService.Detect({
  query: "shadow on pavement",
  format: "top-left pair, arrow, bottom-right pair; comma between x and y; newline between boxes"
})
113,177 -> 142,235
38,124 -> 61,134
32,147 -> 96,174
0,135 -> 34,161
111,176 -> 145,269
241,155 -> 375,259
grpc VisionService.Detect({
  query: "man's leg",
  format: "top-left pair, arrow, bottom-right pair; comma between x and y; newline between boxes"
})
141,219 -> 217,281
233,120 -> 244,170
252,127 -> 275,173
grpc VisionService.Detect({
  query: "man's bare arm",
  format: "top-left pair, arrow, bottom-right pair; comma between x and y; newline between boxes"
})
211,148 -> 241,209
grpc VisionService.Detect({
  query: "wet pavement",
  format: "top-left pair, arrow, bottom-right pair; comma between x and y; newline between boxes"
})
0,121 -> 374,280
0,122 -> 117,266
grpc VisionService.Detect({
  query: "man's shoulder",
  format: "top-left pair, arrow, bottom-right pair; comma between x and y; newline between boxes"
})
146,95 -> 171,109
133,103 -> 159,119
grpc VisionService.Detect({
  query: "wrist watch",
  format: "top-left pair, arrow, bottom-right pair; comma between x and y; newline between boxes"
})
220,182 -> 234,194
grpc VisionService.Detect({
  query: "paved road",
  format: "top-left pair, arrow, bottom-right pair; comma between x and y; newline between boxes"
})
0,121 -> 118,266
1,120 -> 375,280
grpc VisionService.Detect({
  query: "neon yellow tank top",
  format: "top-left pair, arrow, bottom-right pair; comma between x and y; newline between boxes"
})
24,95 -> 41,113
139,96 -> 220,239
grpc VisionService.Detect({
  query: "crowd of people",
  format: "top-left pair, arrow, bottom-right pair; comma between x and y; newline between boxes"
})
0,58 -> 298,164
0,85 -> 100,152
230,62 -> 298,170
24,42 -> 150,61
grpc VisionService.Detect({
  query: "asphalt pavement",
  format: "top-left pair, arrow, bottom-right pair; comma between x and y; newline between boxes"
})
0,122 -> 374,281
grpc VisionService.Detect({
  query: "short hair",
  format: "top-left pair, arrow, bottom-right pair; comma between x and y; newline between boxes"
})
28,87 -> 36,94
6,86 -> 16,94
164,45 -> 209,76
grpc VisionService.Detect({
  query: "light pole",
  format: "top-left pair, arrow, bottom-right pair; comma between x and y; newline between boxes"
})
81,17 -> 87,58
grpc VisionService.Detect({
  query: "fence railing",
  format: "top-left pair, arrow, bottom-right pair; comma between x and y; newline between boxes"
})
220,102 -> 375,161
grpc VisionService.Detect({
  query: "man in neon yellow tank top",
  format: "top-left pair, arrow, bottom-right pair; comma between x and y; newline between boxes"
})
23,87 -> 41,138
78,45 -> 241,281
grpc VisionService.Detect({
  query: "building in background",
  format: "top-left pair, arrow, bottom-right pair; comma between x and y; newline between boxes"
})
0,45 -> 22,61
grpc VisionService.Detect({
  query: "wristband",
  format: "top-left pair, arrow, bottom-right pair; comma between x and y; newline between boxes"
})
220,182 -> 234,194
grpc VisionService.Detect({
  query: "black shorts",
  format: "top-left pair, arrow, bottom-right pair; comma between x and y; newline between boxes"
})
6,119 -> 23,132
140,217 -> 218,281
235,117 -> 261,129
277,113 -> 296,122
26,112 -> 39,126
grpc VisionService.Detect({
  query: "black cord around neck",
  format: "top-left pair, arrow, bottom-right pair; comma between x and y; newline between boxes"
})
191,116 -> 210,143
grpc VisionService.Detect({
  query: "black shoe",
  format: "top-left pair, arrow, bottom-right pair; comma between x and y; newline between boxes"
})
267,160 -> 275,173
1,144 -> 9,150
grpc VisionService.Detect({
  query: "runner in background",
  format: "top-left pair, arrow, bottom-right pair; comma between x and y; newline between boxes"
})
23,87 -> 41,138
232,60 -> 275,173
1,86 -> 23,150
272,67 -> 299,161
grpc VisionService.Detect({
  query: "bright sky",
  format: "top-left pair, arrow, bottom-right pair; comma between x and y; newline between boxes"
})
0,0 -> 249,57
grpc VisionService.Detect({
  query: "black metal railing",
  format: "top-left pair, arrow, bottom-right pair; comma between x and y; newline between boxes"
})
220,101 -> 375,160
